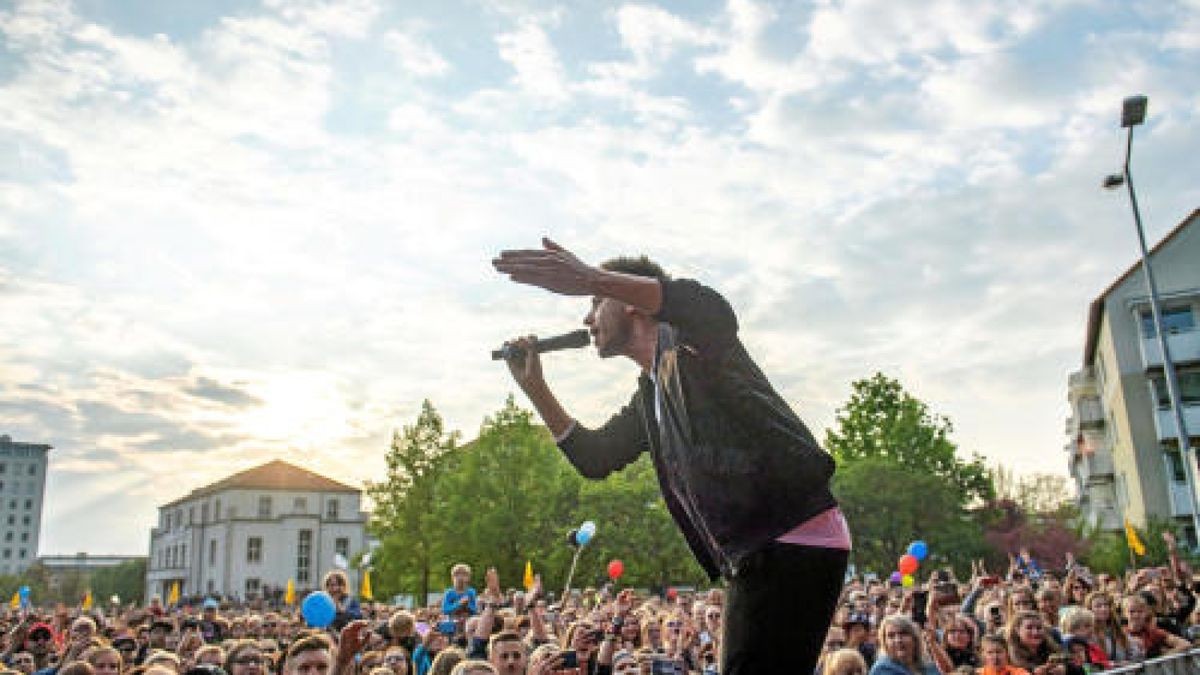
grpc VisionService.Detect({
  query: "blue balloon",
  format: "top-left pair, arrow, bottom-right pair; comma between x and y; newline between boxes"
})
301,591 -> 337,628
908,541 -> 929,561
576,528 -> 593,546
18,586 -> 30,599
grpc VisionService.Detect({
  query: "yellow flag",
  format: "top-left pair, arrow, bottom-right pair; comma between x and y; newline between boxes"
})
8,593 -> 18,609
523,560 -> 534,591
1125,519 -> 1146,556
360,570 -> 373,601
167,581 -> 180,606
82,590 -> 93,610
285,578 -> 296,606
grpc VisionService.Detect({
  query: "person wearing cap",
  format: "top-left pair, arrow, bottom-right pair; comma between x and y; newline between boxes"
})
843,613 -> 876,667
200,599 -> 225,644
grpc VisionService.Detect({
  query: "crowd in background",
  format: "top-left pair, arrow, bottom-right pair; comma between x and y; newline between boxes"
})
2,536 -> 1199,675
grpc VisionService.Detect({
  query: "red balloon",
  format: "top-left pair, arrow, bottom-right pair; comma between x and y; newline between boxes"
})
607,559 -> 625,580
898,554 -> 919,576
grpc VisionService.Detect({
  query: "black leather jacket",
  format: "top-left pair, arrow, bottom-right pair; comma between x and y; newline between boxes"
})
559,278 -> 837,580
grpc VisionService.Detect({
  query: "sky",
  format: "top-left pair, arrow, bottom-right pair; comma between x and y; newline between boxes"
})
1,0 -> 1198,556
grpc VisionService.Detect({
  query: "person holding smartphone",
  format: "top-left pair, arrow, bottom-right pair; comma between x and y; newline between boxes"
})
495,241 -> 848,675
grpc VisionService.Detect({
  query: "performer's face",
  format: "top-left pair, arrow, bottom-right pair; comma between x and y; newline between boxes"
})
585,296 -> 631,358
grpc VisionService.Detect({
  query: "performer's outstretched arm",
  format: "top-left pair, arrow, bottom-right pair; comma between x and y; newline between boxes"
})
493,237 -> 663,313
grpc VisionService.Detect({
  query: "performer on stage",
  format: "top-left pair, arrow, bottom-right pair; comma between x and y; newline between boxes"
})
493,239 -> 850,675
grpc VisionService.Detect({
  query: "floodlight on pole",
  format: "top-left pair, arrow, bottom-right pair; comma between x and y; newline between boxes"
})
1104,94 -> 1200,546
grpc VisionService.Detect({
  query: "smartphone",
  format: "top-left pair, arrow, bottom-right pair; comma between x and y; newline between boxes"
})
911,591 -> 928,626
560,651 -> 578,669
437,620 -> 456,635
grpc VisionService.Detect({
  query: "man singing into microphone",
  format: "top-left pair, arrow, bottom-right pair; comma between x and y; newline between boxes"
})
493,239 -> 850,675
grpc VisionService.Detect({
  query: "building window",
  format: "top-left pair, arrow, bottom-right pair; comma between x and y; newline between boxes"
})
20,516 -> 29,526
294,497 -> 307,513
215,499 -> 222,520
258,495 -> 272,518
189,507 -> 195,524
247,537 -> 263,563
18,549 -> 25,559
207,580 -> 214,593
26,465 -> 34,476
297,530 -> 312,583
181,544 -> 187,564
4,533 -> 11,542
5,516 -> 12,526
326,500 -> 339,520
209,540 -> 217,565
1150,371 -> 1200,409
245,578 -> 261,598
1164,447 -> 1187,482
3,550 -> 9,559
19,533 -> 27,542
201,503 -> 209,523
23,499 -> 31,510
1141,306 -> 1196,338
335,537 -> 349,559
0,463 -> 6,474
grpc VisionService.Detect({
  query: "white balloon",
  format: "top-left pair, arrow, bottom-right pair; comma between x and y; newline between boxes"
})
580,521 -> 597,537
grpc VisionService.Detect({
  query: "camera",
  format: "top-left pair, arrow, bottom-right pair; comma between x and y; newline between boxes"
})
650,658 -> 683,675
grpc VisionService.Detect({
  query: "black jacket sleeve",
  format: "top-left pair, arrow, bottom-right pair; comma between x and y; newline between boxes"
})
557,390 -> 649,479
654,278 -> 738,354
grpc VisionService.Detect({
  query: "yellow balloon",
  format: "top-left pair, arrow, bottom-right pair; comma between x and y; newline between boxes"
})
902,574 -> 915,587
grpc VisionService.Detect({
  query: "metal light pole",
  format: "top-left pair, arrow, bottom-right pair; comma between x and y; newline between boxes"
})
1103,95 -> 1200,546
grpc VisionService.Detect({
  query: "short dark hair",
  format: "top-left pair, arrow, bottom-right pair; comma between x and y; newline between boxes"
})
488,631 -> 522,653
600,256 -> 669,282
284,634 -> 333,672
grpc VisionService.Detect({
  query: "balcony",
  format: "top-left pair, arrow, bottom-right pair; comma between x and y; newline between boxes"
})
1141,327 -> 1200,369
1168,480 -> 1196,517
1085,451 -> 1115,482
1069,367 -> 1098,396
1153,404 -> 1200,442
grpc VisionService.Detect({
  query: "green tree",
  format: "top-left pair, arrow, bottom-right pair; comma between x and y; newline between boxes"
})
826,373 -> 994,576
367,400 -> 460,604
834,457 -> 988,575
826,373 -> 993,505
90,559 -> 147,606
569,456 -> 708,590
436,397 -> 585,593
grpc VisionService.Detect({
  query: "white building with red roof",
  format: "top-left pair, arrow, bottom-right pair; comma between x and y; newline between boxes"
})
145,459 -> 367,603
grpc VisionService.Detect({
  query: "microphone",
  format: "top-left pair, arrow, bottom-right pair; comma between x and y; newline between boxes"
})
491,329 -> 591,361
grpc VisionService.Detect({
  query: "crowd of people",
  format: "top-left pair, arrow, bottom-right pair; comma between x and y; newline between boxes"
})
1,539 -> 1198,675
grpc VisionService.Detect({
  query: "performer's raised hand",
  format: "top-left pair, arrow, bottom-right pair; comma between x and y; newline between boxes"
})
493,238 -> 597,296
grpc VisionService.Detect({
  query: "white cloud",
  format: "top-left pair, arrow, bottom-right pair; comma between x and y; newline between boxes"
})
2,0 -> 1198,554
384,28 -> 451,77
495,19 -> 570,103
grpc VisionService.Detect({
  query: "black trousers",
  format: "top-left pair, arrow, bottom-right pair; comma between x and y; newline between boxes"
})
721,543 -> 849,675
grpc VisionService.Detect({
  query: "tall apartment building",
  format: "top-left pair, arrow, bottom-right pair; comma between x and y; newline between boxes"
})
0,435 -> 51,575
145,459 -> 367,602
1066,209 -> 1200,547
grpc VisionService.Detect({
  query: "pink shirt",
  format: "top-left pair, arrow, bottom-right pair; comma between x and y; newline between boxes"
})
775,507 -> 852,550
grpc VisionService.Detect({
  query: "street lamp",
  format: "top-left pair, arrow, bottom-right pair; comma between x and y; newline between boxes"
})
1103,95 -> 1200,547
